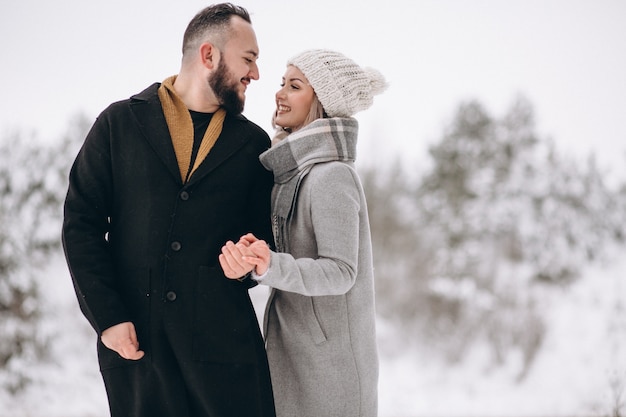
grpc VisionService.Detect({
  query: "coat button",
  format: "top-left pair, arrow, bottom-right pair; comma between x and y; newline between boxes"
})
166,291 -> 177,301
180,191 -> 189,201
170,241 -> 181,251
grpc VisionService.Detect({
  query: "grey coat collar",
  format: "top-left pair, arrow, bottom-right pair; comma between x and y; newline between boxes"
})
259,117 -> 359,251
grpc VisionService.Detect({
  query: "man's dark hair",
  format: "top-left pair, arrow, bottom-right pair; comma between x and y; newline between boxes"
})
182,3 -> 251,55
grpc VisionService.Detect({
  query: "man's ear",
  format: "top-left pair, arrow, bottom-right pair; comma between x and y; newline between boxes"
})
199,43 -> 219,70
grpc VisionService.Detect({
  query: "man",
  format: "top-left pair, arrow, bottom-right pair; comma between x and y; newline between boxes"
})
62,4 -> 275,416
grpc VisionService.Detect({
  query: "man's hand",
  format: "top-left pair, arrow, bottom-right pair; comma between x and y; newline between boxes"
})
219,233 -> 271,278
219,240 -> 256,279
101,322 -> 145,360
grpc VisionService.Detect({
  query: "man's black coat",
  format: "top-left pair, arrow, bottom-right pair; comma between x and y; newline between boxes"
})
62,83 -> 275,417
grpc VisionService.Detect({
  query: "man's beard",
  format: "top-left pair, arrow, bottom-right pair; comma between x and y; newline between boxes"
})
209,58 -> 245,114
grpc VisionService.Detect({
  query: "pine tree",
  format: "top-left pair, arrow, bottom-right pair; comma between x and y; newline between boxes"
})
365,95 -> 626,377
0,115 -> 88,393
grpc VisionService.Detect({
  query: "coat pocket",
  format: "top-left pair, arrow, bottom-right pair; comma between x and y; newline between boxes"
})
192,266 -> 255,363
306,297 -> 328,345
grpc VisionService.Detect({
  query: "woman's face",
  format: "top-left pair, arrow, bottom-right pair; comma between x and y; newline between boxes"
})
274,65 -> 316,131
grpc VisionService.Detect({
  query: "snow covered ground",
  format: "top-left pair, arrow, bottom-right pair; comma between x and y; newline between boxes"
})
1,253 -> 624,417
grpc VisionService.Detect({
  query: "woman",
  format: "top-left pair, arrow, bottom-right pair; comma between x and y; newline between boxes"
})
219,49 -> 387,417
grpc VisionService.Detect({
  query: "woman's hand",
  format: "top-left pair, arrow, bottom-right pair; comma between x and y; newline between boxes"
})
237,234 -> 271,275
219,233 -> 271,278
219,240 -> 255,279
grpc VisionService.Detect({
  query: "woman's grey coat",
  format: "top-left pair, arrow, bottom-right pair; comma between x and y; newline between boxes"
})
258,117 -> 378,417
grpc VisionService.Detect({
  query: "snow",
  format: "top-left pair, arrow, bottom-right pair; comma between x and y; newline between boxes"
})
2,253 -> 625,417
378,256 -> 626,417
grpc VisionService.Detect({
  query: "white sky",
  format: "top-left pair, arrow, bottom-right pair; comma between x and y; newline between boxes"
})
2,0 -> 625,182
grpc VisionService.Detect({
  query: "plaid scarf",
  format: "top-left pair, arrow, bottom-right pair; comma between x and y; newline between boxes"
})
259,117 -> 359,252
158,75 -> 226,182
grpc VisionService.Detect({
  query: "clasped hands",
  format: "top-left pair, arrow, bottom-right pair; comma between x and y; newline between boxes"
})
219,233 -> 271,279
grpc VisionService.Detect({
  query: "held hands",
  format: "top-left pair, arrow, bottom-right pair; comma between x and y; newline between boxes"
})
101,321 -> 145,360
219,233 -> 271,279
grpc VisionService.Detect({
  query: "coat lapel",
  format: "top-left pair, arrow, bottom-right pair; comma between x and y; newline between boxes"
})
185,114 -> 250,186
129,83 -> 182,184
128,84 -> 253,186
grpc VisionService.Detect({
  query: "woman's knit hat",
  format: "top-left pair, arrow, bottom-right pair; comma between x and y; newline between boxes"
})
287,49 -> 388,118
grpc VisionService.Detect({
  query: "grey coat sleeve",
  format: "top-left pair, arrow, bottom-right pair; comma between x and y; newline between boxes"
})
260,163 -> 361,296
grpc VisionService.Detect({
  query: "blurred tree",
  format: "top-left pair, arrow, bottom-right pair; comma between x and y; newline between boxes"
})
361,160 -> 432,324
363,95 -> 626,379
0,114 -> 88,393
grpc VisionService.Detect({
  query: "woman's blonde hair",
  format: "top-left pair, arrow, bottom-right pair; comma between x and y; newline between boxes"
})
271,94 -> 326,143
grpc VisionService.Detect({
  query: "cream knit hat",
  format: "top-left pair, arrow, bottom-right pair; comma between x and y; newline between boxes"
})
287,49 -> 388,118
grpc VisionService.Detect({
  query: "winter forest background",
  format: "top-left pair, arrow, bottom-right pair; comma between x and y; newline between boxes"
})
1,95 -> 626,417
